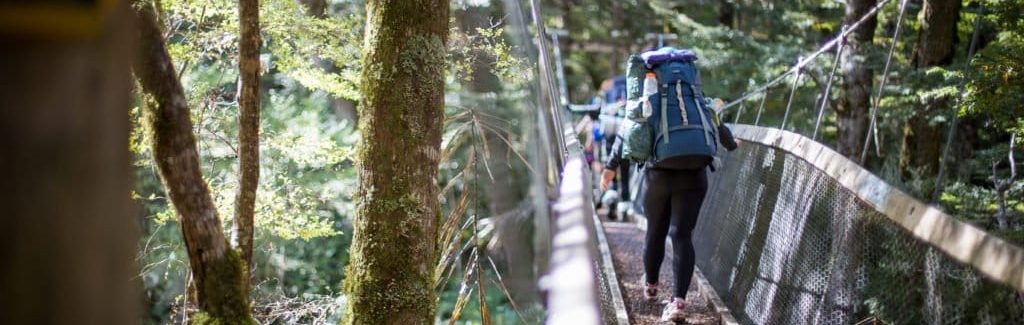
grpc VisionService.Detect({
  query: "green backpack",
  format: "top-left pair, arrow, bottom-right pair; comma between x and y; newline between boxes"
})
621,54 -> 653,161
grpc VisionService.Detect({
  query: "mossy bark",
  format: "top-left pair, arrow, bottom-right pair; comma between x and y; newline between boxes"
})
344,0 -> 448,324
0,3 -> 138,324
133,3 -> 255,323
234,0 -> 261,283
836,0 -> 877,160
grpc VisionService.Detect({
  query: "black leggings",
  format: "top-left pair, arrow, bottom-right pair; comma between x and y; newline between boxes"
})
642,167 -> 708,299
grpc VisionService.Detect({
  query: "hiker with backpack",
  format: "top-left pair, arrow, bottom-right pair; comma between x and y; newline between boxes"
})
601,47 -> 738,322
596,76 -> 632,220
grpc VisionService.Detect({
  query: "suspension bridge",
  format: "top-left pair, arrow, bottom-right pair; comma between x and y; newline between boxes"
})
515,0 -> 1024,323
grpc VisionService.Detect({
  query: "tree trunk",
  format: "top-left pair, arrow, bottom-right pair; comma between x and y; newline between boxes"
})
719,0 -> 736,28
344,0 -> 448,324
133,3 -> 254,323
296,0 -> 327,16
900,0 -> 961,179
234,0 -> 261,284
0,4 -> 138,324
911,0 -> 961,68
836,0 -> 878,159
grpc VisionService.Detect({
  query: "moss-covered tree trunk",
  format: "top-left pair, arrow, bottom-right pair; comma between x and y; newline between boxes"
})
344,0 -> 448,324
133,3 -> 255,323
836,0 -> 878,159
900,0 -> 961,179
0,4 -> 137,324
234,0 -> 261,282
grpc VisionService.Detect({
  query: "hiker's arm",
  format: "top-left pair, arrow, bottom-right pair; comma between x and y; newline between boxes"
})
718,125 -> 739,151
600,136 -> 623,191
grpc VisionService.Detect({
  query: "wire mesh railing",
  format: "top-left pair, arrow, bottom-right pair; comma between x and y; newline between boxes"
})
511,0 -> 629,322
695,124 -> 1024,324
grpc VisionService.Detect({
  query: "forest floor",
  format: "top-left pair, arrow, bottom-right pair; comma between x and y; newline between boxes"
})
601,217 -> 719,325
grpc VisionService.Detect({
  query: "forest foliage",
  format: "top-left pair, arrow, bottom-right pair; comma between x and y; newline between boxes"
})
133,0 -> 1022,323
135,0 -> 541,323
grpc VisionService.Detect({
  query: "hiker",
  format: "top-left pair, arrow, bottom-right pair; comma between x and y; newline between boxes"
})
597,77 -> 630,220
606,47 -> 739,322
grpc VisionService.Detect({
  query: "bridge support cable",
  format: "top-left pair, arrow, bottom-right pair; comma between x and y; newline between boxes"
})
718,0 -> 895,113
859,0 -> 910,165
932,3 -> 986,203
779,57 -> 804,131
753,86 -> 769,126
733,103 -> 744,124
812,27 -> 847,141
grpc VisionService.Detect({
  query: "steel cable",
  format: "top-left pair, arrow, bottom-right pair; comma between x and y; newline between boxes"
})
812,27 -> 847,141
859,0 -> 910,165
931,3 -> 986,203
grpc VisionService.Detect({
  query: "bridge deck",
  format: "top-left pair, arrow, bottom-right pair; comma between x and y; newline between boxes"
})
602,219 -> 719,324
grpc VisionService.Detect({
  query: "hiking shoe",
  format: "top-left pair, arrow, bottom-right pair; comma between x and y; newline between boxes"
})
643,282 -> 658,300
661,298 -> 685,323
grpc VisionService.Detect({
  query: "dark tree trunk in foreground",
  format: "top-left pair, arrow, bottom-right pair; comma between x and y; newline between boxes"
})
344,0 -> 449,324
133,3 -> 254,323
0,4 -> 137,324
836,0 -> 878,159
900,0 -> 961,179
234,0 -> 261,283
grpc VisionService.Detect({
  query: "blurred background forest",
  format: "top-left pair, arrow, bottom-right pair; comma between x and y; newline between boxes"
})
131,0 -> 1022,323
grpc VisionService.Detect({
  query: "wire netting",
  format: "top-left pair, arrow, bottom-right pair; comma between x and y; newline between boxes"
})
694,142 -> 1024,324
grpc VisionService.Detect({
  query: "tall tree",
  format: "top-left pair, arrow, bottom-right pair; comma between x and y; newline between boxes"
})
133,2 -> 255,323
836,0 -> 878,159
343,0 -> 449,324
0,4 -> 137,324
234,0 -> 261,283
900,0 -> 961,178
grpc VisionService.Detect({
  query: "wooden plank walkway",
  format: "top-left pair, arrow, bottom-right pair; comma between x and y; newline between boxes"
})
602,221 -> 719,324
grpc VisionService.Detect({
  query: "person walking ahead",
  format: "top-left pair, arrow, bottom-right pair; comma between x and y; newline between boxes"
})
603,118 -> 737,322
611,47 -> 739,322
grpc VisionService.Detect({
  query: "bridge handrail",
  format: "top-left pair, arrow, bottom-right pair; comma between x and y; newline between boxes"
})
542,135 -> 600,325
729,124 -> 1024,293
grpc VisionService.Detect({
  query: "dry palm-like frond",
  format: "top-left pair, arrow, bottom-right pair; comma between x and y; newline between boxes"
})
446,248 -> 480,325
439,169 -> 464,200
436,102 -> 533,324
472,113 -> 496,182
443,104 -> 533,176
440,122 -> 472,165
487,256 -> 529,324
472,204 -> 493,325
476,121 -> 536,175
435,151 -> 476,287
436,218 -> 476,291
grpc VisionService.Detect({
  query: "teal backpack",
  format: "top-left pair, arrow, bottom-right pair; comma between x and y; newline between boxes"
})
621,51 -> 720,169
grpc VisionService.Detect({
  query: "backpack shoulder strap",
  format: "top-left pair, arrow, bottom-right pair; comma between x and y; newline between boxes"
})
659,79 -> 669,144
